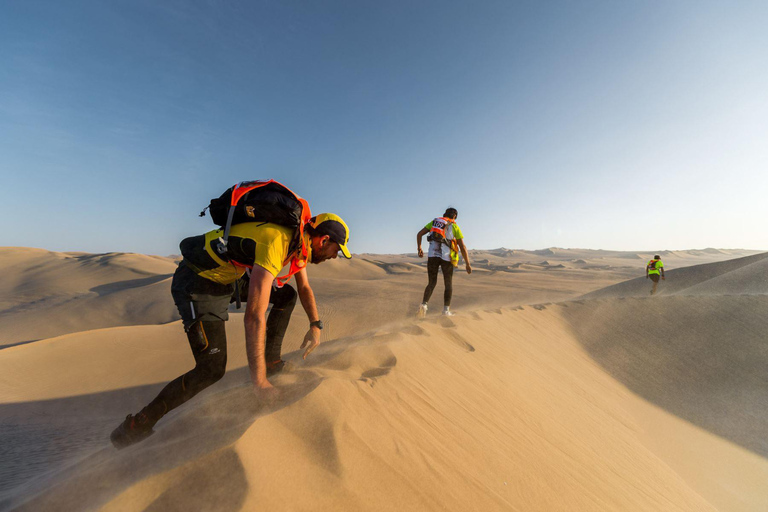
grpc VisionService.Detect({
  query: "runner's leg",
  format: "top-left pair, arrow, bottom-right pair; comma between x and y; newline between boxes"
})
422,257 -> 441,303
650,274 -> 660,295
139,320 -> 227,427
134,262 -> 232,428
441,259 -> 454,307
265,284 -> 297,363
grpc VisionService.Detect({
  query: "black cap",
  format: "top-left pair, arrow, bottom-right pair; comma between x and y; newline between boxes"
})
310,213 -> 351,258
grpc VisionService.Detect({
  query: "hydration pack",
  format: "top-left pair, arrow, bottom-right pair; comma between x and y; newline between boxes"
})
427,217 -> 460,266
427,217 -> 453,246
202,180 -> 308,231
200,180 -> 312,288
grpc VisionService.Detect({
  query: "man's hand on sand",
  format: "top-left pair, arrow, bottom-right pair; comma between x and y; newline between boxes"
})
418,248 -> 424,258
466,263 -> 472,274
301,327 -> 321,359
253,382 -> 280,403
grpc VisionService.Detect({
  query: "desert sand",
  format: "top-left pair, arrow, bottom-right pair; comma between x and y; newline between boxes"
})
0,246 -> 766,511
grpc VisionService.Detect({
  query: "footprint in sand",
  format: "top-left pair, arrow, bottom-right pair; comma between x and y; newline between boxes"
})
402,325 -> 426,336
439,317 -> 457,328
444,330 -> 475,352
359,354 -> 397,381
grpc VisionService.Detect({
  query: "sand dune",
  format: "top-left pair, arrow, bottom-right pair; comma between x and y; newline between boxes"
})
0,309 -> 726,511
562,294 -> 768,511
2,246 -> 754,346
1,247 -> 766,511
0,248 -> 178,346
583,251 -> 768,299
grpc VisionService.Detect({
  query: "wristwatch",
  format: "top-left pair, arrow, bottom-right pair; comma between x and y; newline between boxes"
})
310,320 -> 324,330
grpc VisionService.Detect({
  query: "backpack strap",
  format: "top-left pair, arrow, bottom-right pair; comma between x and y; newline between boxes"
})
275,199 -> 313,288
275,256 -> 308,288
218,180 -> 277,256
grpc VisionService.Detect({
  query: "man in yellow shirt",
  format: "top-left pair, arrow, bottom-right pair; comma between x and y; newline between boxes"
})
646,254 -> 665,295
111,213 -> 351,449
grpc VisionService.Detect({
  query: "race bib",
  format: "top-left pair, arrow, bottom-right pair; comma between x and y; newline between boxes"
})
432,218 -> 447,231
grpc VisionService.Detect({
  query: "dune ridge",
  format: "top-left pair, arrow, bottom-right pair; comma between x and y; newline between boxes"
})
582,251 -> 768,299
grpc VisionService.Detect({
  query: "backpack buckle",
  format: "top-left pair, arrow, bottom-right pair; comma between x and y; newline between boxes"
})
216,237 -> 228,256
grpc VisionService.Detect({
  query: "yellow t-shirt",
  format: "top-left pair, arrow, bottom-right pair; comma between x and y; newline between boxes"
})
190,223 -> 295,284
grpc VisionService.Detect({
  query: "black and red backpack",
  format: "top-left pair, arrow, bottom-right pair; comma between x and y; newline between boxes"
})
200,180 -> 312,287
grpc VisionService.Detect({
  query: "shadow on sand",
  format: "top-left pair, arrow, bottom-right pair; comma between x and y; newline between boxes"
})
0,366 -> 322,512
562,294 -> 768,459
0,331 -> 386,512
89,275 -> 173,296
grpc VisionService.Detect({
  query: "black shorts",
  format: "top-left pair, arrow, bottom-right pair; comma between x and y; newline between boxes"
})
649,274 -> 660,283
171,261 -> 235,330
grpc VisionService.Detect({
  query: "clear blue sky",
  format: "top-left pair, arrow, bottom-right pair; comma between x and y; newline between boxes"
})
2,1 -> 766,255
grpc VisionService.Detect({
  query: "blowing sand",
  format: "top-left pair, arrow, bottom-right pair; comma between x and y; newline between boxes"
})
0,247 -> 766,511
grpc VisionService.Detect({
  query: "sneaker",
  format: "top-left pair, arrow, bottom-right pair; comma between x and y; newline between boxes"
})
110,414 -> 155,450
417,303 -> 428,319
442,308 -> 455,317
266,359 -> 292,377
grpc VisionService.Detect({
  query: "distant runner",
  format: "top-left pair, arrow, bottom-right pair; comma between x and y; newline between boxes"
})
416,208 -> 471,317
646,254 -> 665,295
111,180 -> 351,449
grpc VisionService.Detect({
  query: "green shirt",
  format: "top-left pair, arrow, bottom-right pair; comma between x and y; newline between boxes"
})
647,259 -> 664,275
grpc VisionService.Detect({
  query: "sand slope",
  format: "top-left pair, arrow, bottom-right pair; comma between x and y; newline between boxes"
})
1,310 -> 725,512
582,251 -> 768,299
562,295 -> 768,511
1,248 -> 767,511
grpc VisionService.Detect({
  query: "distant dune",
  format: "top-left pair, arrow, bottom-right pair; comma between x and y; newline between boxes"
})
0,248 -> 179,346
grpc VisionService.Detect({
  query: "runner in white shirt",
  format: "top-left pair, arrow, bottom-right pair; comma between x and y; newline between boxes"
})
415,208 -> 472,317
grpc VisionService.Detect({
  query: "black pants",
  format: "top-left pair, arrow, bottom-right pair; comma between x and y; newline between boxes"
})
138,262 -> 297,427
422,257 -> 454,307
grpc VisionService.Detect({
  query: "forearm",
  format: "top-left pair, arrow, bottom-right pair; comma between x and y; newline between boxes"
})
245,316 -> 268,386
416,234 -> 424,249
298,285 -> 320,323
460,245 -> 470,264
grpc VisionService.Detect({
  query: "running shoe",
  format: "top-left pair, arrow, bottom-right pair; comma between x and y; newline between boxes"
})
417,303 -> 428,318
110,413 -> 155,449
266,359 -> 291,377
